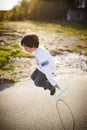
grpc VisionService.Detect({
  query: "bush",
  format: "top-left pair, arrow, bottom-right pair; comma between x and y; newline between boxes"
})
11,49 -> 21,57
0,69 -> 4,76
0,50 -> 10,68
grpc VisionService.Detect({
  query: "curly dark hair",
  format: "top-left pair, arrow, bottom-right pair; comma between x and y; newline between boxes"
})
21,34 -> 39,48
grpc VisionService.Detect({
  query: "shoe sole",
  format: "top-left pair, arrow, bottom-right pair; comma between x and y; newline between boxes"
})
50,87 -> 56,95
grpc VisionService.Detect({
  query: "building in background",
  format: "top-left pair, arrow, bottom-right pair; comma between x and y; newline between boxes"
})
67,0 -> 87,21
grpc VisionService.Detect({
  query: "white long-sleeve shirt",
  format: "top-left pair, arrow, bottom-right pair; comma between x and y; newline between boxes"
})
33,45 -> 57,86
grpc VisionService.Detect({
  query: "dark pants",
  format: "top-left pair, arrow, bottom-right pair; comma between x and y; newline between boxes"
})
31,69 -> 53,90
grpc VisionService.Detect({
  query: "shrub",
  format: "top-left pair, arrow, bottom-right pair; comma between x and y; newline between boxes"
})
0,50 -> 10,68
0,69 -> 4,76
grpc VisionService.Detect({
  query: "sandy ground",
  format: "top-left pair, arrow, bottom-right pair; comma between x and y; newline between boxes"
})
0,73 -> 87,130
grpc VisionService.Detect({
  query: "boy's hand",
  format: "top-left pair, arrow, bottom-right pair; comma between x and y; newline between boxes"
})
55,84 -> 61,90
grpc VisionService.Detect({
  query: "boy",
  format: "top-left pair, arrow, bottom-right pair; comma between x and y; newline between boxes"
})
21,34 -> 58,96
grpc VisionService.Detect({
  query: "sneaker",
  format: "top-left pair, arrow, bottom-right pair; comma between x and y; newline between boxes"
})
50,87 -> 56,95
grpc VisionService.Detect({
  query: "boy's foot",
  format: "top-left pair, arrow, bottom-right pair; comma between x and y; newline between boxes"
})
50,87 -> 56,96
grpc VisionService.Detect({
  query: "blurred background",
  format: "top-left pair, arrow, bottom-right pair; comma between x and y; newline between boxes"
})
0,0 -> 87,21
0,0 -> 87,83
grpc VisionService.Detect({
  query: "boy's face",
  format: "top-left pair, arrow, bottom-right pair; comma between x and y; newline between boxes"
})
23,46 -> 35,53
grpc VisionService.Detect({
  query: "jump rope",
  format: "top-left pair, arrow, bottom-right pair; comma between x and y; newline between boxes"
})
55,85 -> 75,130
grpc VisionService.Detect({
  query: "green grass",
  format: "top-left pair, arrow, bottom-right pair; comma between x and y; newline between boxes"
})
0,44 -> 32,67
0,41 -> 32,82
1,21 -> 87,41
70,43 -> 87,55
29,20 -> 87,40
0,69 -> 4,76
0,50 -> 10,68
80,35 -> 87,42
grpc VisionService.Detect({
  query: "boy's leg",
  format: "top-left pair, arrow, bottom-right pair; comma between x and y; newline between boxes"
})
31,69 -> 49,88
31,69 -> 38,81
31,69 -> 56,95
33,69 -> 47,87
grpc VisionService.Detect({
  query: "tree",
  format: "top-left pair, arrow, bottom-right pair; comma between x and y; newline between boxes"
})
10,6 -> 19,20
19,0 -> 30,19
28,0 -> 68,20
2,0 -> 86,21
